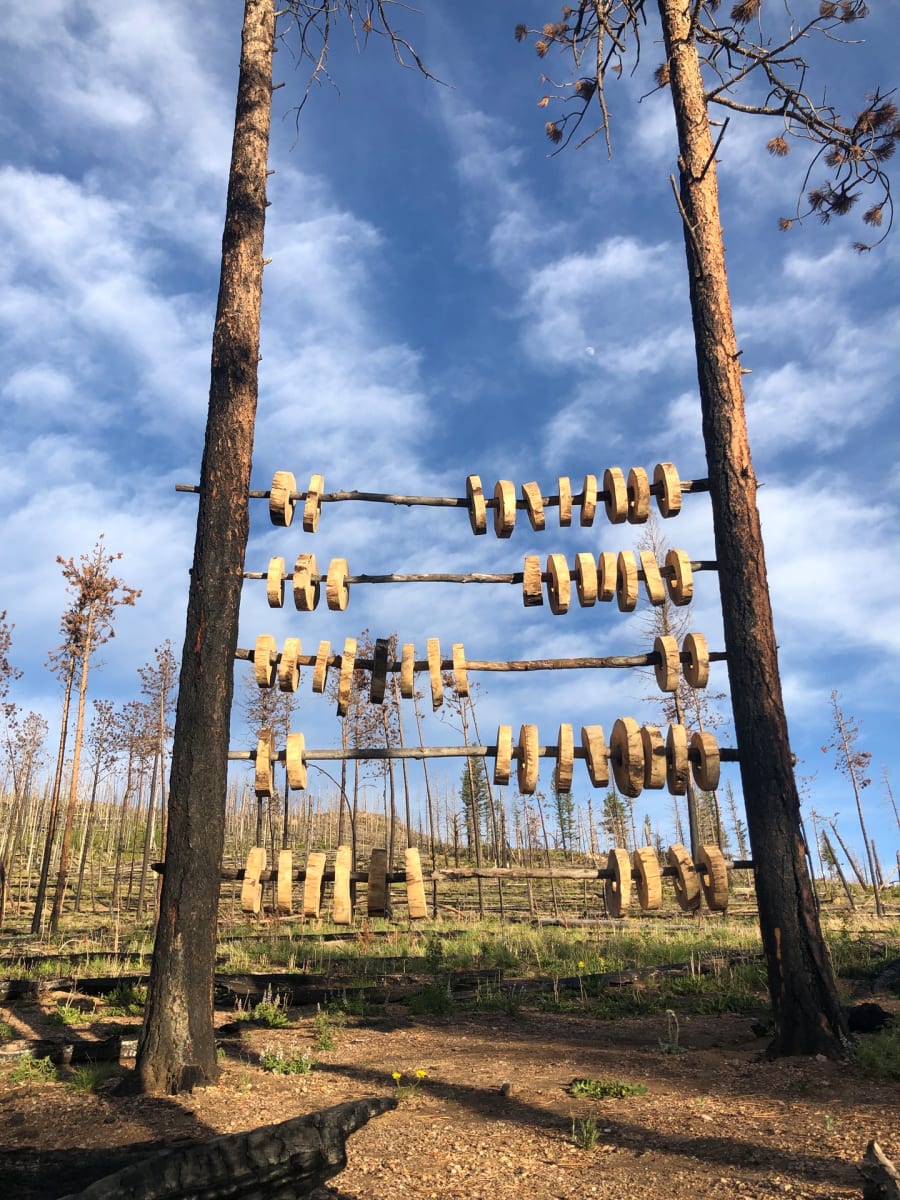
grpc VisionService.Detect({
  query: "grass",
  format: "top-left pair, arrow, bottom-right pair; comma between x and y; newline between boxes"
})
571,1115 -> 601,1150
407,982 -> 455,1016
67,1063 -> 123,1093
9,1055 -> 56,1084
852,1024 -> 900,1081
0,1020 -> 17,1041
102,983 -> 147,1017
570,1077 -> 648,1099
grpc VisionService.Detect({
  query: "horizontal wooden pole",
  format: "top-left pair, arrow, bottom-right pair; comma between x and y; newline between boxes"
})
243,561 -> 719,583
228,743 -> 741,764
235,647 -> 728,672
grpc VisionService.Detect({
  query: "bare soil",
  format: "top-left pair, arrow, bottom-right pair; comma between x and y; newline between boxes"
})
1,988 -> 898,1200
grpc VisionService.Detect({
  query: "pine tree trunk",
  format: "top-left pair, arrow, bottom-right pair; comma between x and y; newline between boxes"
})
136,0 -> 274,1093
31,652 -> 76,933
657,0 -> 847,1056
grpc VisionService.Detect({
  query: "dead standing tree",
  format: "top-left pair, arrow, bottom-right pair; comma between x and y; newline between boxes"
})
518,0 -> 898,1057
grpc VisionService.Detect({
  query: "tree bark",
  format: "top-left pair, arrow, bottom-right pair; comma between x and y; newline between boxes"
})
657,0 -> 848,1056
135,0 -> 274,1093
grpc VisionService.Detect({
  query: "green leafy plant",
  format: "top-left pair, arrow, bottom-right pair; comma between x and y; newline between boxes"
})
571,1115 -> 601,1150
852,1024 -> 900,1080
259,1045 -> 315,1075
67,1063 -> 121,1093
570,1077 -> 648,1099
9,1055 -> 56,1084
392,1068 -> 427,1101
0,1020 -> 17,1042
102,983 -> 147,1017
407,982 -> 454,1016
49,1003 -> 84,1027
240,988 -> 291,1029
312,1005 -> 345,1049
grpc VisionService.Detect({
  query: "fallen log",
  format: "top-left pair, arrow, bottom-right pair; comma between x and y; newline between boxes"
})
58,1096 -> 396,1200
859,1139 -> 900,1200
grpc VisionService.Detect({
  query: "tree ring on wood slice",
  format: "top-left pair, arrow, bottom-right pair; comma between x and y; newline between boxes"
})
292,553 -> 320,612
266,556 -> 286,608
254,634 -> 277,688
653,635 -> 680,693
466,474 -> 487,535
604,847 -> 632,918
603,467 -> 628,524
574,552 -> 598,607
312,640 -> 331,694
493,479 -> 517,538
653,462 -> 682,518
241,847 -> 266,915
555,723 -> 574,793
683,631 -> 710,688
668,843 -> 701,911
325,557 -> 350,611
523,555 -> 544,607
633,846 -> 662,911
370,638 -> 390,705
626,467 -> 651,524
452,642 -> 469,696
285,731 -> 307,790
580,725 -> 609,787
277,636 -> 301,693
665,723 -> 690,795
610,716 -> 644,798
690,731 -> 721,791
494,725 -> 513,786
333,844 -> 353,925
640,724 -> 667,790
547,553 -> 571,614
276,848 -> 293,915
521,481 -> 546,531
427,637 -> 443,710
405,847 -> 428,920
269,470 -> 297,527
254,730 -> 275,796
639,549 -> 666,606
557,476 -> 573,526
400,642 -> 416,698
580,474 -> 598,527
367,848 -> 388,917
302,851 -> 327,918
302,473 -> 324,533
665,548 -> 693,607
516,723 -> 540,794
616,551 -> 639,612
336,638 -> 357,717
598,552 -> 616,602
698,843 -> 729,912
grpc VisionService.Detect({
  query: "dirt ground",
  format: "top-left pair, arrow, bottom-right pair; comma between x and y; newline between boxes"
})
1,988 -> 898,1200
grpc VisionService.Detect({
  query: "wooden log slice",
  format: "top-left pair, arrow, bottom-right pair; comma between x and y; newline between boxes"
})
426,637 -> 443,710
494,725 -> 513,786
653,462 -> 682,518
466,474 -> 487,535
336,638 -> 358,717
653,634 -> 680,693
683,631 -> 710,689
312,640 -> 331,694
367,848 -> 388,916
665,548 -> 694,607
555,723 -> 574,794
610,716 -> 644,798
574,552 -> 598,607
285,732 -> 307,791
516,723 -> 540,795
493,479 -> 517,538
370,638 -> 390,705
547,553 -> 571,615
400,642 -> 416,698
667,843 -> 702,912
603,467 -> 628,525
604,847 -> 632,918
276,848 -> 293,916
626,467 -> 651,524
254,730 -> 275,797
580,474 -> 598,527
292,553 -> 320,612
452,643 -> 469,696
269,470 -> 297,527
598,551 -> 617,602
266,556 -> 286,609
302,851 -> 327,919
557,476 -> 573,527
333,845 -> 353,925
521,481 -> 546,531
278,637 -> 301,693
615,551 -> 639,613
581,725 -> 609,787
241,847 -> 266,915
690,731 -> 721,792
665,723 -> 690,795
405,847 -> 428,920
698,843 -> 729,912
633,846 -> 662,911
254,635 -> 277,688
639,549 -> 666,606
302,472 -> 324,533
325,558 -> 350,612
523,555 -> 544,607
640,724 -> 667,790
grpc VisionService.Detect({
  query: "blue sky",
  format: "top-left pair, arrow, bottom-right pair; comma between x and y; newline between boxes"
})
1,1 -> 897,874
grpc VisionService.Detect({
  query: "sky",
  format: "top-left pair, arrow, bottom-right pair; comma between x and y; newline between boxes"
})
0,0 -> 898,877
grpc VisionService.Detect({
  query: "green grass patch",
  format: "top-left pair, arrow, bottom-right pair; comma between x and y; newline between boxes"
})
570,1076 -> 648,1099
852,1025 -> 900,1081
8,1055 -> 56,1084
407,982 -> 455,1017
